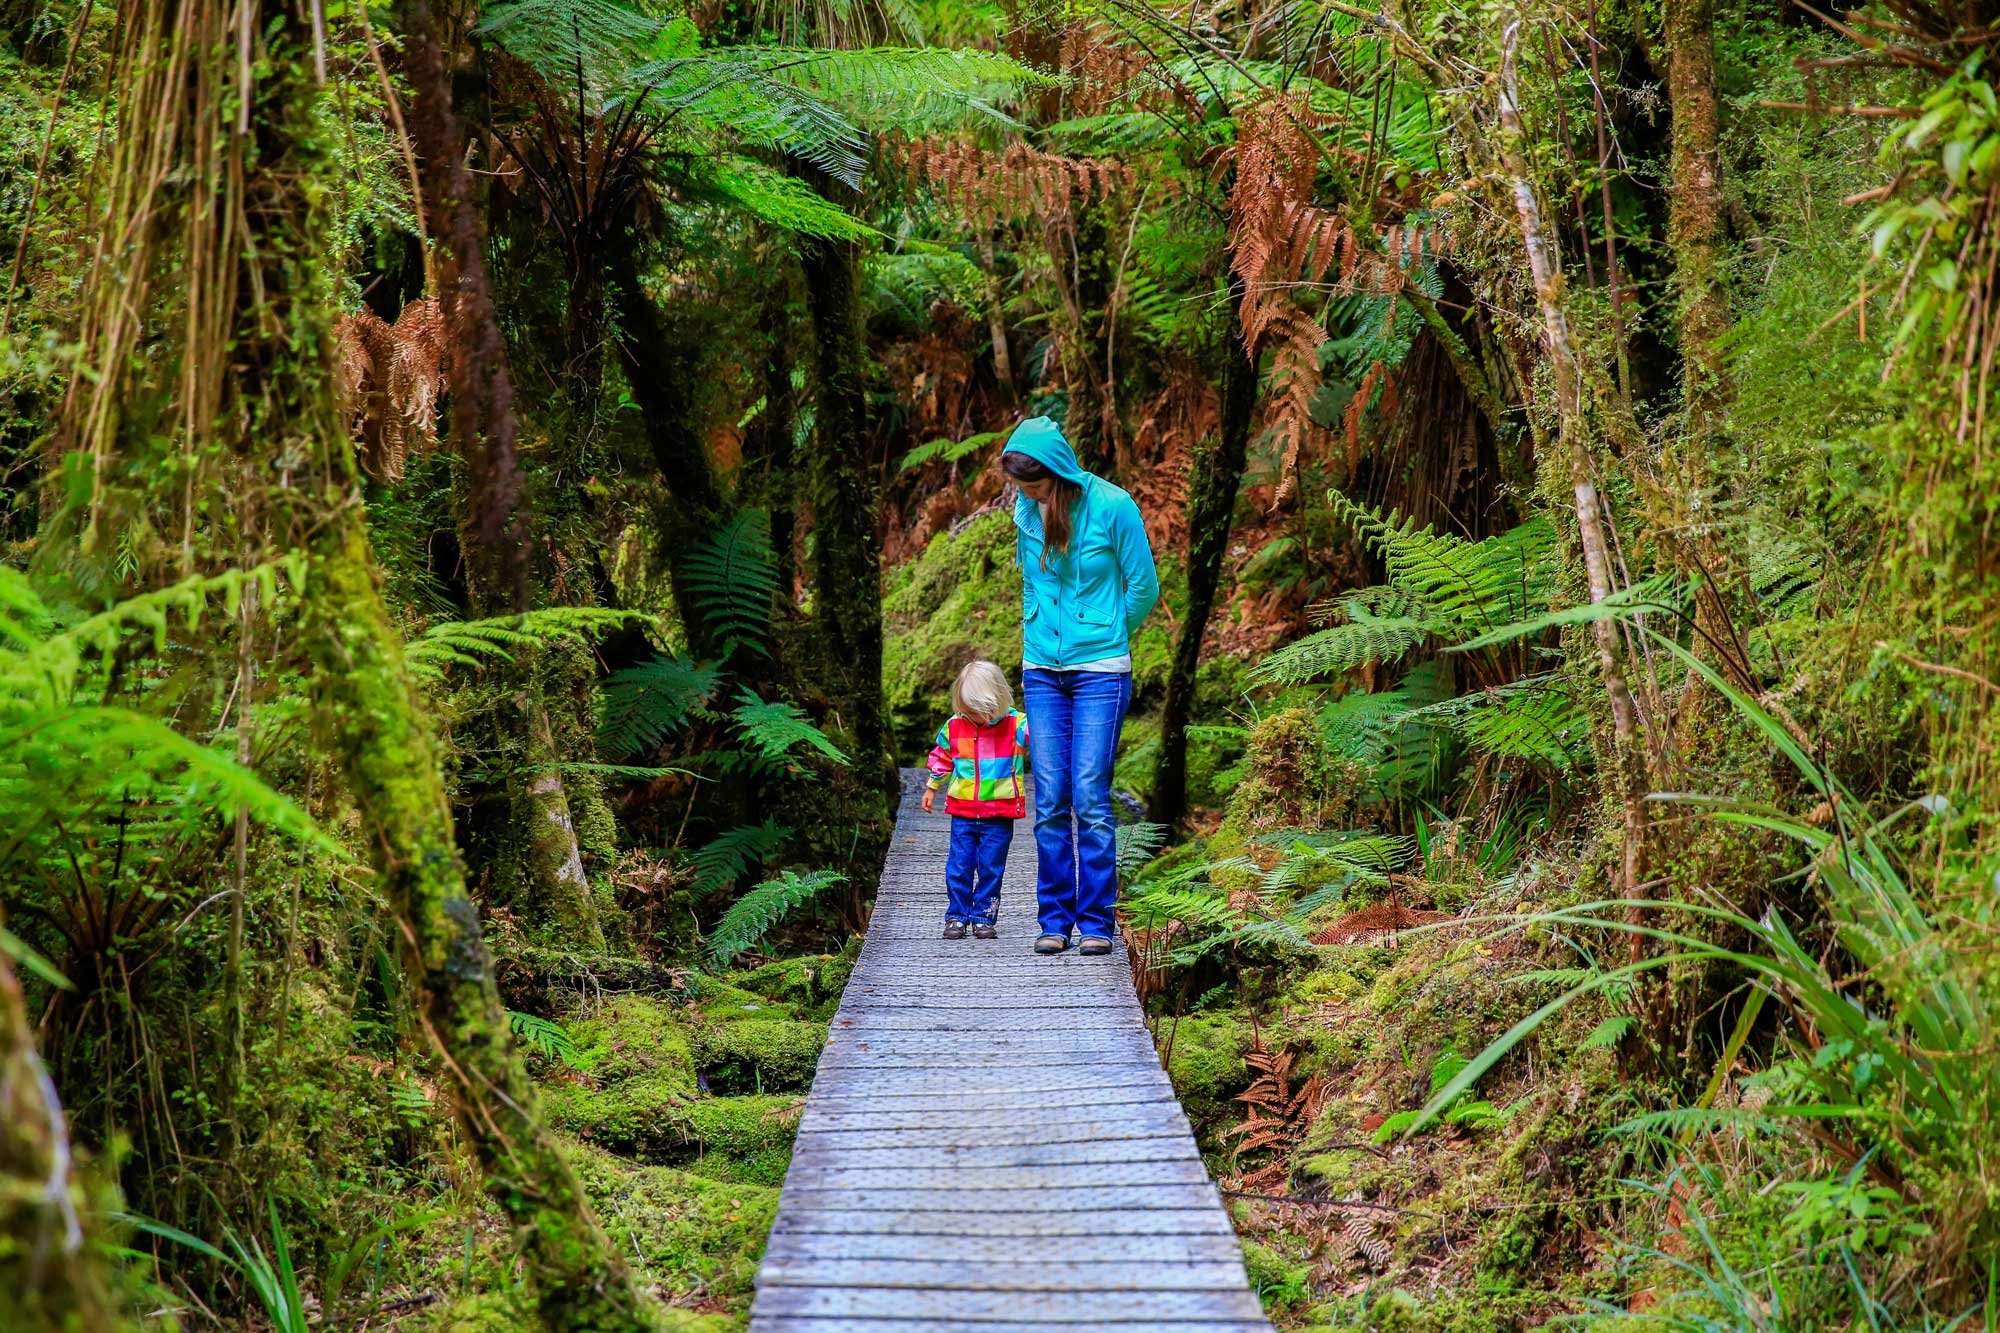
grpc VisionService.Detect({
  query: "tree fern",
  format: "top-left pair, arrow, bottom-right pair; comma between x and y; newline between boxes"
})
736,46 -> 1055,133
728,690 -> 848,769
706,868 -> 845,966
597,654 -> 725,757
686,819 -> 793,897
683,510 -> 778,658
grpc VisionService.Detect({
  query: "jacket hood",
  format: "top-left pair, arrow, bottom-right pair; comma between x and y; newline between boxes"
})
1003,416 -> 1090,487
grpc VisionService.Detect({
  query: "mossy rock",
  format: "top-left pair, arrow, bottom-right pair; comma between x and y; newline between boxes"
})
1241,1237 -> 1313,1309
1161,1011 -> 1250,1124
568,1141 -> 780,1318
411,1290 -> 531,1332
542,1069 -> 694,1156
733,952 -> 854,1019
691,1018 -> 824,1094
564,995 -> 699,1091
677,1094 -> 804,1186
694,980 -> 796,1022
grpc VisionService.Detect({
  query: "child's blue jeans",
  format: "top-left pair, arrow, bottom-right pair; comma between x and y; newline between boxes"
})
945,815 -> 1013,925
1023,667 -> 1131,942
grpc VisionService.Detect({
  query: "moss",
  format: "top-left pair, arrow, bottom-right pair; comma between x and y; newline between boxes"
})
732,952 -> 853,1020
568,1141 -> 779,1322
693,981 -> 794,1022
1160,1011 -> 1250,1125
690,1019 -> 824,1094
565,996 -> 699,1091
1242,1237 -> 1313,1309
676,1095 -> 803,1186
413,1290 -> 533,1332
543,1072 -> 693,1156
882,511 -> 1023,753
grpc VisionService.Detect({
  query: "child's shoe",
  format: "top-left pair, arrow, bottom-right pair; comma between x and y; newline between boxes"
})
942,920 -> 968,940
971,923 -> 997,940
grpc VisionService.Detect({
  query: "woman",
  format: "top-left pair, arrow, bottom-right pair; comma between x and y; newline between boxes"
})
1000,417 -> 1160,957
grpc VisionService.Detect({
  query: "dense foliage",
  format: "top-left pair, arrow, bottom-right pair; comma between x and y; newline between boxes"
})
2,0 -> 1997,1327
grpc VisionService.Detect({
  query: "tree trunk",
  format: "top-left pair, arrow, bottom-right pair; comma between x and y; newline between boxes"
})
1665,0 -> 1750,732
129,9 -> 652,1326
1495,22 -> 1650,933
608,245 -> 730,658
0,925 -> 123,1333
1149,284 -> 1256,828
799,190 -> 892,793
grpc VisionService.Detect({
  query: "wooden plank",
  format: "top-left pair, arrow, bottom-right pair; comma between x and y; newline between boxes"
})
772,1185 -> 1224,1213
751,1287 -> 1268,1322
767,1208 -> 1237,1237
786,1138 -> 1198,1169
761,1232 -> 1247,1264
779,1160 -> 1216,1191
751,1320 -> 1271,1333
791,1119 -> 1194,1151
756,1259 -> 1250,1291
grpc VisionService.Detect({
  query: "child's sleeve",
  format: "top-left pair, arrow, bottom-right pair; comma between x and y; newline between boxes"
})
924,723 -> 953,789
1014,711 -> 1031,758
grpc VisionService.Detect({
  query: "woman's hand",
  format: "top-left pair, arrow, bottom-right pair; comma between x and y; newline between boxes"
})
922,788 -> 937,813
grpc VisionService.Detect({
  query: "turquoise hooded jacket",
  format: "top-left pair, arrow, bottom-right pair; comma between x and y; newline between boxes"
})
1004,417 -> 1160,668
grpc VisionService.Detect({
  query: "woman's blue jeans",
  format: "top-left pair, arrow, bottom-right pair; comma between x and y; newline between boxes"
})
1022,668 -> 1132,942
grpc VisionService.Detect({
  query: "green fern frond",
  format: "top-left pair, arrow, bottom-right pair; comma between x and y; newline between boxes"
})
476,1 -> 665,99
1456,677 -> 1591,770
628,53 -> 870,184
729,690 -> 849,769
1253,603 -> 1428,685
1123,885 -> 1243,932
1314,689 -> 1412,766
706,868 -> 845,966
597,654 -> 724,758
1115,822 -> 1171,877
687,819 -> 793,897
404,607 -> 641,682
742,46 -> 1055,133
898,428 -> 1004,472
712,159 -> 878,240
508,1011 -> 583,1068
683,510 -> 779,658
1329,492 -> 1555,638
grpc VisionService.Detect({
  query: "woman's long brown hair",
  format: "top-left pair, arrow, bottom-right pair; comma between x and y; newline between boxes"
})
1001,452 -> 1082,569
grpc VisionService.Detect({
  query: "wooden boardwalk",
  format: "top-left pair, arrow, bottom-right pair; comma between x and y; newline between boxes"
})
749,771 -> 1269,1331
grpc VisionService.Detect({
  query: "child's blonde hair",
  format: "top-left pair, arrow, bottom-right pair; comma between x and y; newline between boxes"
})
952,659 -> 1013,724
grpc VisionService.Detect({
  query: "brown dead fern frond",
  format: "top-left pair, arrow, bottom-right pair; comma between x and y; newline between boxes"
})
334,298 -> 445,482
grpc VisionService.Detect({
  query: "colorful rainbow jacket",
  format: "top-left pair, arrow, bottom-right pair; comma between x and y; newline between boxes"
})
923,710 -> 1031,818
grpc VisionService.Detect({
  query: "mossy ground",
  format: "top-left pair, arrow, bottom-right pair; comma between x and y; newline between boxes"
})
374,960 -> 830,1331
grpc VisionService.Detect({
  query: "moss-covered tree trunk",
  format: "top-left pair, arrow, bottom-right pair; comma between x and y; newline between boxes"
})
107,8 -> 653,1327
800,195 -> 892,795
1665,0 -> 1749,732
1150,288 -> 1256,828
402,0 -> 604,952
0,925 -> 123,1332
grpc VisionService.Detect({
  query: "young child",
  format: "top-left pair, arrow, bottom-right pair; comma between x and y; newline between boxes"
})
922,660 -> 1031,940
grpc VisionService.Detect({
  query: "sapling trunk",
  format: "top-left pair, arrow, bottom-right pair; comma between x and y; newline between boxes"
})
1495,21 -> 1650,932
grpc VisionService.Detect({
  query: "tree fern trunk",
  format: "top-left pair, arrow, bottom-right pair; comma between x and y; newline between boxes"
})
1150,281 -> 1256,828
799,180 -> 892,796
401,0 -> 604,955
